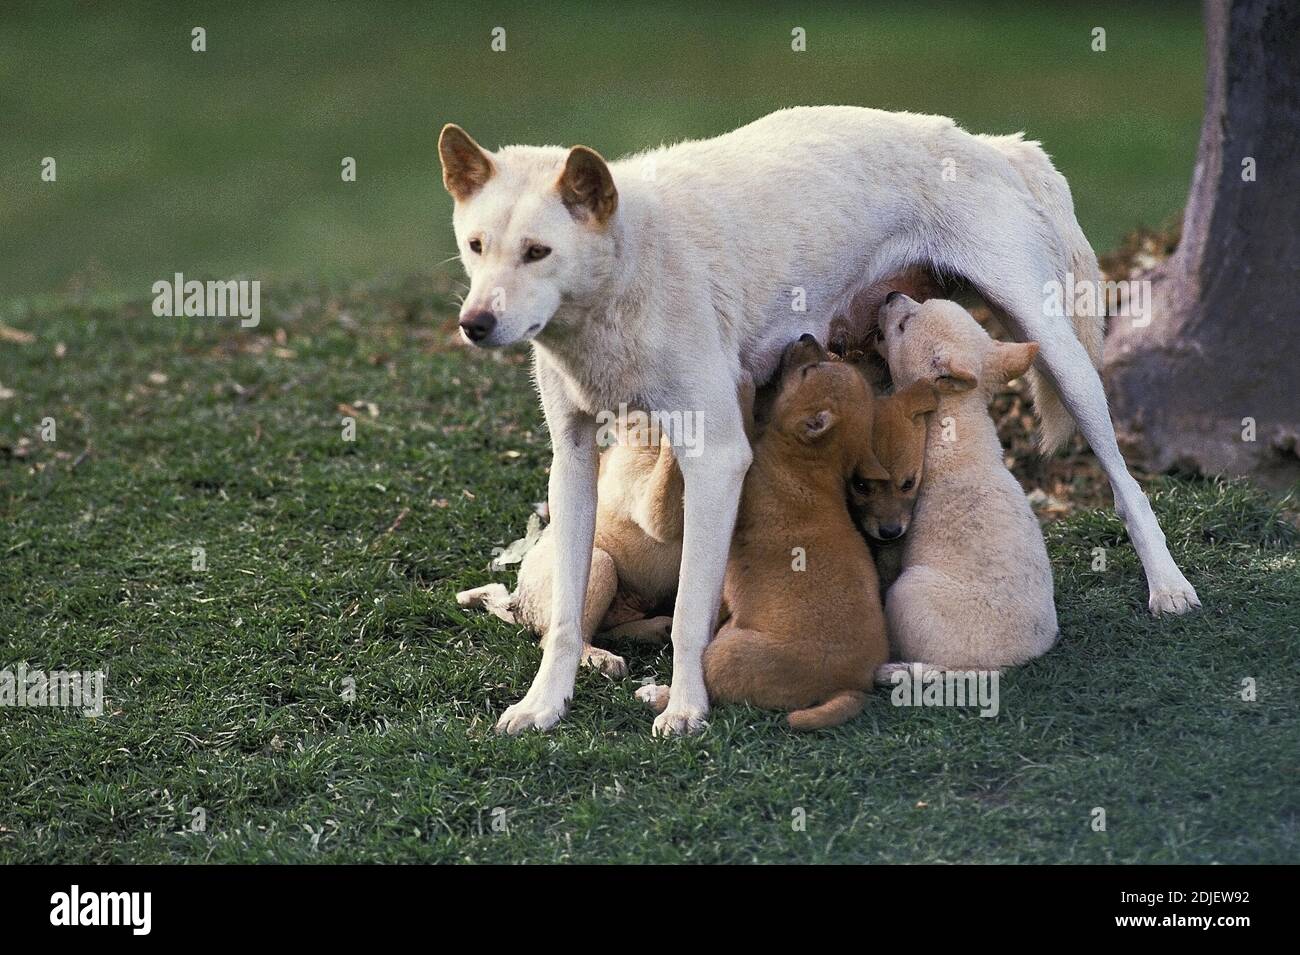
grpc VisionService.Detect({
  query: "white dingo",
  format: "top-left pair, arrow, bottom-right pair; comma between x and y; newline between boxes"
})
438,106 -> 1200,737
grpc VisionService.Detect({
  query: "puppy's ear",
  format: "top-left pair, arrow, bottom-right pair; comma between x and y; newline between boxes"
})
896,379 -> 940,421
856,451 -> 890,482
930,351 -> 978,393
439,124 -> 494,201
988,341 -> 1039,382
800,409 -> 837,442
558,146 -> 618,224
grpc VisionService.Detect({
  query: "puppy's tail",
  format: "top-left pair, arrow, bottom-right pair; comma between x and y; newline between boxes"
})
984,134 -> 1105,455
787,690 -> 866,731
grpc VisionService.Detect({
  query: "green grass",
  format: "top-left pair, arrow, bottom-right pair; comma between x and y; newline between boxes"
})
1,278 -> 1297,863
2,0 -> 1204,301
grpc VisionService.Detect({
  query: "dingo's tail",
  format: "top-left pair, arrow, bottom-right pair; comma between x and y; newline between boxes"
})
787,690 -> 866,731
984,134 -> 1105,454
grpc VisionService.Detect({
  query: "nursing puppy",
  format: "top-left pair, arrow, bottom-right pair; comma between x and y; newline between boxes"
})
638,336 -> 890,730
850,380 -> 940,591
440,107 -> 1198,737
457,422 -> 681,677
878,294 -> 1057,668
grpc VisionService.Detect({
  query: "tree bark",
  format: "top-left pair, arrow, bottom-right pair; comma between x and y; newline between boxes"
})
1104,0 -> 1300,487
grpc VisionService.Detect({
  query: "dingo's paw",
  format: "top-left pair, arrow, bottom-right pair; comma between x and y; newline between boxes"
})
494,695 -> 567,735
652,700 -> 708,737
1148,576 -> 1201,616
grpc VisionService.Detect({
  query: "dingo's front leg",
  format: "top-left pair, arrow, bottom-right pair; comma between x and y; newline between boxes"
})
653,390 -> 752,737
495,396 -> 598,735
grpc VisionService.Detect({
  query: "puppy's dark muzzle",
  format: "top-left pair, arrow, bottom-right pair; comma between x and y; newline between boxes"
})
779,333 -> 829,378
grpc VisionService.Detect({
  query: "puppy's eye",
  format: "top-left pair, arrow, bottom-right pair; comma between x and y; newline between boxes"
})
851,475 -> 872,494
899,477 -> 915,492
524,244 -> 551,263
468,238 -> 482,254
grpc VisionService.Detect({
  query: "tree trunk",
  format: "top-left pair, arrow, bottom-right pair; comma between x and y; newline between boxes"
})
1104,0 -> 1300,487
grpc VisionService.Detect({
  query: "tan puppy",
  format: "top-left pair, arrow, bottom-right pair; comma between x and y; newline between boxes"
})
638,335 -> 891,730
457,422 -> 681,677
850,380 -> 939,590
877,294 -> 1057,669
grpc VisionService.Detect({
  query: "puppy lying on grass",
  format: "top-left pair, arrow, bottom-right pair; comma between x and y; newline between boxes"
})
638,335 -> 891,730
457,419 -> 682,678
876,294 -> 1057,670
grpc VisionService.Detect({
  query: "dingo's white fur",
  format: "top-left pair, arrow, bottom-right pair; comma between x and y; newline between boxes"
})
439,106 -> 1200,736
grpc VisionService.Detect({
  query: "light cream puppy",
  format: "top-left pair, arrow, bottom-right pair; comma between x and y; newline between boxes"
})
878,294 -> 1057,669
457,422 -> 682,677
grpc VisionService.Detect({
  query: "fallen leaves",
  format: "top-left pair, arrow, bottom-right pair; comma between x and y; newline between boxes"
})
337,400 -> 379,418
0,323 -> 35,344
490,512 -> 545,571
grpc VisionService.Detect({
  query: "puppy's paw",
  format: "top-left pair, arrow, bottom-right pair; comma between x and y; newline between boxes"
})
1148,577 -> 1201,616
456,583 -> 516,623
456,584 -> 505,608
652,700 -> 708,737
634,682 -> 670,713
874,661 -> 948,684
581,646 -> 627,679
874,662 -> 914,685
494,695 -> 568,735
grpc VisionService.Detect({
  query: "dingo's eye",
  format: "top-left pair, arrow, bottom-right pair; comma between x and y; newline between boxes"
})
524,244 -> 551,263
468,238 -> 483,254
899,477 -> 915,492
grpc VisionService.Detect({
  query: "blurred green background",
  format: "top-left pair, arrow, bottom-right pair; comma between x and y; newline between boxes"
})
1,1 -> 1204,303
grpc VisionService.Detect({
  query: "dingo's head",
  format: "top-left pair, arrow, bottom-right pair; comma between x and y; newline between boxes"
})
878,294 -> 1039,399
439,124 -> 619,348
849,380 -> 937,541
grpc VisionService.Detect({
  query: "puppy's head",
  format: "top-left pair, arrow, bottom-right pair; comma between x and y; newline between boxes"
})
850,380 -> 938,541
770,335 -> 889,484
878,294 -> 1039,398
439,124 -> 619,348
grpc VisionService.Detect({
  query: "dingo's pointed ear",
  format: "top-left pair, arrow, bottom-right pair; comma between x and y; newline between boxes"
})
897,379 -> 940,421
800,409 -> 837,442
559,146 -> 618,224
439,124 -> 494,201
988,341 -> 1039,382
930,351 -> 978,393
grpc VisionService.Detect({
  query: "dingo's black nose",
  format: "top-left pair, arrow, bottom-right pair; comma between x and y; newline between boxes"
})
799,333 -> 818,345
459,310 -> 496,343
877,523 -> 904,540
885,290 -> 903,305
